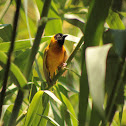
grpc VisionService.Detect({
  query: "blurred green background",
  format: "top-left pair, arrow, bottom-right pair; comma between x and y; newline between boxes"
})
0,0 -> 126,126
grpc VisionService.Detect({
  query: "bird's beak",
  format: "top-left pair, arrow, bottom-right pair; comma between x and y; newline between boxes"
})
63,35 -> 68,38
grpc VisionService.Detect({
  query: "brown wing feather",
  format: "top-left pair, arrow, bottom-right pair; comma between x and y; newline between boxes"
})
43,47 -> 52,85
57,50 -> 67,76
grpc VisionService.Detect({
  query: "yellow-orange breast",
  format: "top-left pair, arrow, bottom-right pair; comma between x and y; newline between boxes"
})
46,43 -> 66,78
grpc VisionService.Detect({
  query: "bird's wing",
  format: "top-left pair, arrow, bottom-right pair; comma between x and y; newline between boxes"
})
43,47 -> 52,85
63,50 -> 67,63
59,50 -> 68,76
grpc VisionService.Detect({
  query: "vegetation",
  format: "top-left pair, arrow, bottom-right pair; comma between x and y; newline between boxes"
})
0,0 -> 126,125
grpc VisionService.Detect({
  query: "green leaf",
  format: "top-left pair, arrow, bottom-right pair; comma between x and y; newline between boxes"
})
60,105 -> 72,126
0,24 -> 12,42
45,1 -> 62,35
37,101 -> 49,126
89,106 -> 101,126
104,29 -> 126,58
105,48 -> 120,99
106,9 -> 125,30
118,12 -> 126,17
2,105 -> 23,126
44,90 -> 62,105
84,0 -> 112,46
60,92 -> 78,126
58,83 -> 79,94
110,30 -> 126,58
0,37 -> 49,52
64,14 -> 85,33
64,7 -> 88,14
0,52 -> 27,88
2,105 -> 14,126
50,101 -> 64,126
85,44 -> 112,121
19,6 -> 37,38
37,115 -> 60,126
14,49 -> 30,73
24,91 -> 45,126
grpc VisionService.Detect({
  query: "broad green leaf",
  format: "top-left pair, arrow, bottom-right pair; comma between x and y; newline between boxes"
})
69,93 -> 78,116
109,30 -> 126,58
0,52 -> 27,88
60,105 -> 72,126
1,105 -> 10,120
19,6 -> 37,38
84,0 -> 112,46
14,49 -> 30,73
64,14 -> 85,33
89,106 -> 101,126
106,9 -> 125,30
2,105 -> 13,126
85,44 -> 112,120
104,29 -> 126,58
45,1 -> 62,35
60,92 -> 78,126
24,91 -> 45,126
0,24 -> 12,42
50,101 -> 64,126
36,101 -> 49,126
2,105 -> 23,126
0,37 -> 49,52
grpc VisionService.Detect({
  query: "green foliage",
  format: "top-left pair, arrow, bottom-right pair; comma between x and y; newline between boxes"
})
0,0 -> 126,126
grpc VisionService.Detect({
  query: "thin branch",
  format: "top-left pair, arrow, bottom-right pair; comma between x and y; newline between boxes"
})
47,36 -> 84,89
0,0 -> 21,118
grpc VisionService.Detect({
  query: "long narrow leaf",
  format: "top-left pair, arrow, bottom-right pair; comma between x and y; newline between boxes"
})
37,114 -> 60,126
24,91 -> 44,126
0,52 -> 27,88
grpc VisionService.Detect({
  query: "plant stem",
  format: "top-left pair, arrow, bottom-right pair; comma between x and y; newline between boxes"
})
78,44 -> 89,126
8,90 -> 24,126
0,0 -> 21,118
24,0 -> 52,80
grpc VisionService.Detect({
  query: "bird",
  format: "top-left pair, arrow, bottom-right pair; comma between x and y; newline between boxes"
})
43,33 -> 68,85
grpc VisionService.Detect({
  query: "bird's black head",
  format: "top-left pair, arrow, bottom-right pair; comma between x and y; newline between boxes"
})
54,33 -> 67,46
